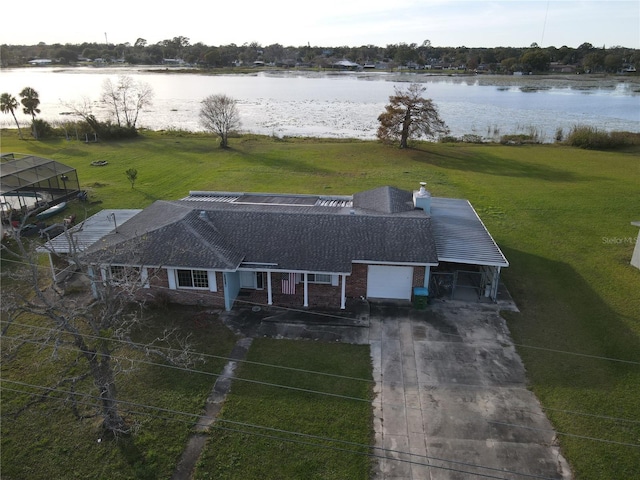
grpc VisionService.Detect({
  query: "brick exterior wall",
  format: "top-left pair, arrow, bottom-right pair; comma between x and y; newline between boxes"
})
346,264 -> 368,298
136,265 -> 428,310
137,268 -> 226,308
413,266 -> 426,289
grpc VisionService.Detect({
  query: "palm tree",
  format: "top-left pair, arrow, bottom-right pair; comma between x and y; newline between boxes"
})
19,87 -> 41,120
19,87 -> 41,139
1,92 -> 24,139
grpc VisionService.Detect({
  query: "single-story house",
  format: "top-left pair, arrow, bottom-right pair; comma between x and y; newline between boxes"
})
43,183 -> 508,310
28,59 -> 53,66
331,60 -> 361,70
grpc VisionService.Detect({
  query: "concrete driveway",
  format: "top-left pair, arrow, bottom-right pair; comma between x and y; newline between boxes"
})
369,302 -> 572,480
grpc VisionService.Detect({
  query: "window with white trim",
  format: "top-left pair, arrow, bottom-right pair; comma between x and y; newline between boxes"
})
176,269 -> 209,289
307,273 -> 332,284
109,265 -> 141,285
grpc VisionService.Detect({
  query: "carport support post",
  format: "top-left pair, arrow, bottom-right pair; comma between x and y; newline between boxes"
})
303,273 -> 309,307
340,274 -> 346,309
46,253 -> 56,281
490,266 -> 501,301
267,271 -> 273,305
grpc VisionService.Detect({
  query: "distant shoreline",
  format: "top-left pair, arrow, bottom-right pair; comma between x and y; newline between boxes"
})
9,64 -> 640,90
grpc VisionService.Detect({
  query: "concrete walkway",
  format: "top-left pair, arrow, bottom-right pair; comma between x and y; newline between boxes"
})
171,337 -> 253,480
369,302 -> 572,480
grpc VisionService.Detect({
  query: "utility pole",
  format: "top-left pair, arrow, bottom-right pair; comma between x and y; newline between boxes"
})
104,32 -> 109,45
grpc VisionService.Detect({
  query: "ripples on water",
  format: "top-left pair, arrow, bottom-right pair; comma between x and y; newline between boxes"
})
1,68 -> 639,142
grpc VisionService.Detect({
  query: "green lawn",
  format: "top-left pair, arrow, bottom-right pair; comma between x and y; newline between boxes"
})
194,339 -> 374,480
1,129 -> 639,479
0,306 -> 239,479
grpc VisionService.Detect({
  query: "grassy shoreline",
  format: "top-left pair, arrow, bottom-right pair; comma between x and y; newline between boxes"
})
1,130 -> 639,479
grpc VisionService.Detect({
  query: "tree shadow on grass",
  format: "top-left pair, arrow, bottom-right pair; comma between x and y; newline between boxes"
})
230,148 -> 335,176
501,247 -> 640,475
136,188 -> 161,204
406,146 -> 597,183
117,436 -> 159,480
500,246 -> 640,392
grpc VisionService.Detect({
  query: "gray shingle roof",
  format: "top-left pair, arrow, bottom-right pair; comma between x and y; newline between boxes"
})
80,187 -> 508,273
83,202 -> 244,270
83,187 -> 439,272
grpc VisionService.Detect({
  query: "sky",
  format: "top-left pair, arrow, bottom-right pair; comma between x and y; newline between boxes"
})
1,1 -> 638,49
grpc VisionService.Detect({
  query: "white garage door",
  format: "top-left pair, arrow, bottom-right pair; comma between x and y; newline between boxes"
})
367,265 -> 413,300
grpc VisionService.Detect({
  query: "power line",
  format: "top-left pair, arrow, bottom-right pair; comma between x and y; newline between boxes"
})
488,421 -> 640,449
3,256 -> 640,366
4,321 -> 640,427
0,379 -> 565,480
1,334 -> 372,404
3,335 -> 638,452
0,320 -> 374,384
529,407 -> 640,424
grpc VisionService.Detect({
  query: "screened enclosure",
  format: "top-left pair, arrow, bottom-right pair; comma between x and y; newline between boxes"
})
1,154 -> 80,218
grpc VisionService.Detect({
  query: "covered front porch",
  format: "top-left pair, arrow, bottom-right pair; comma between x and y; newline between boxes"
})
223,269 -> 349,311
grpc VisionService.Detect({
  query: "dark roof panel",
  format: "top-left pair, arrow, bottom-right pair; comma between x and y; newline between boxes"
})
352,186 -> 416,214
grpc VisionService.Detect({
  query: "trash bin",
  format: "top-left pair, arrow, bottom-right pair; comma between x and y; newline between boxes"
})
413,287 -> 428,310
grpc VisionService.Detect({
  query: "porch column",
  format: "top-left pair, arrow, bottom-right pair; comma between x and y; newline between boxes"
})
340,274 -> 347,309
303,273 -> 309,307
423,265 -> 431,295
267,271 -> 273,305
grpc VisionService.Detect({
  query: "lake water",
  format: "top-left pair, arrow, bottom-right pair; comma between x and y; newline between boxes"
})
1,67 -> 639,142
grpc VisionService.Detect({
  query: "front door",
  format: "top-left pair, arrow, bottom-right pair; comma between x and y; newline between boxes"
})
239,271 -> 256,289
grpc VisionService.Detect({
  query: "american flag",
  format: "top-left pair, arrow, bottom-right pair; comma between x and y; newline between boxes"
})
281,272 -> 296,294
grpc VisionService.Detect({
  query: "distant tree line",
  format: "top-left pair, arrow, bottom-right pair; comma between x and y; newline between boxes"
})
2,38 -> 638,74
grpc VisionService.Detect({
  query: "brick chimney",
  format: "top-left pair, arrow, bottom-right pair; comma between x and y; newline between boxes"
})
413,181 -> 431,214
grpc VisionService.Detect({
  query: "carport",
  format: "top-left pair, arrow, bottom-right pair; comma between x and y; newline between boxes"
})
429,197 -> 509,301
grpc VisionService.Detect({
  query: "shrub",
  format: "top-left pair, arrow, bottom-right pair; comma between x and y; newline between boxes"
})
555,127 -> 564,143
83,114 -> 138,141
565,126 -> 640,149
54,120 -> 96,140
565,126 -> 613,149
461,134 -> 484,144
499,134 -> 539,145
96,121 -> 138,140
150,291 -> 172,309
439,135 -> 460,143
31,119 -> 53,139
610,130 -> 640,146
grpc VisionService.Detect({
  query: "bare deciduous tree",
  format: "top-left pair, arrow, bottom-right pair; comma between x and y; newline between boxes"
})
101,75 -> 154,129
1,218 -> 197,436
199,94 -> 241,148
377,83 -> 449,148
